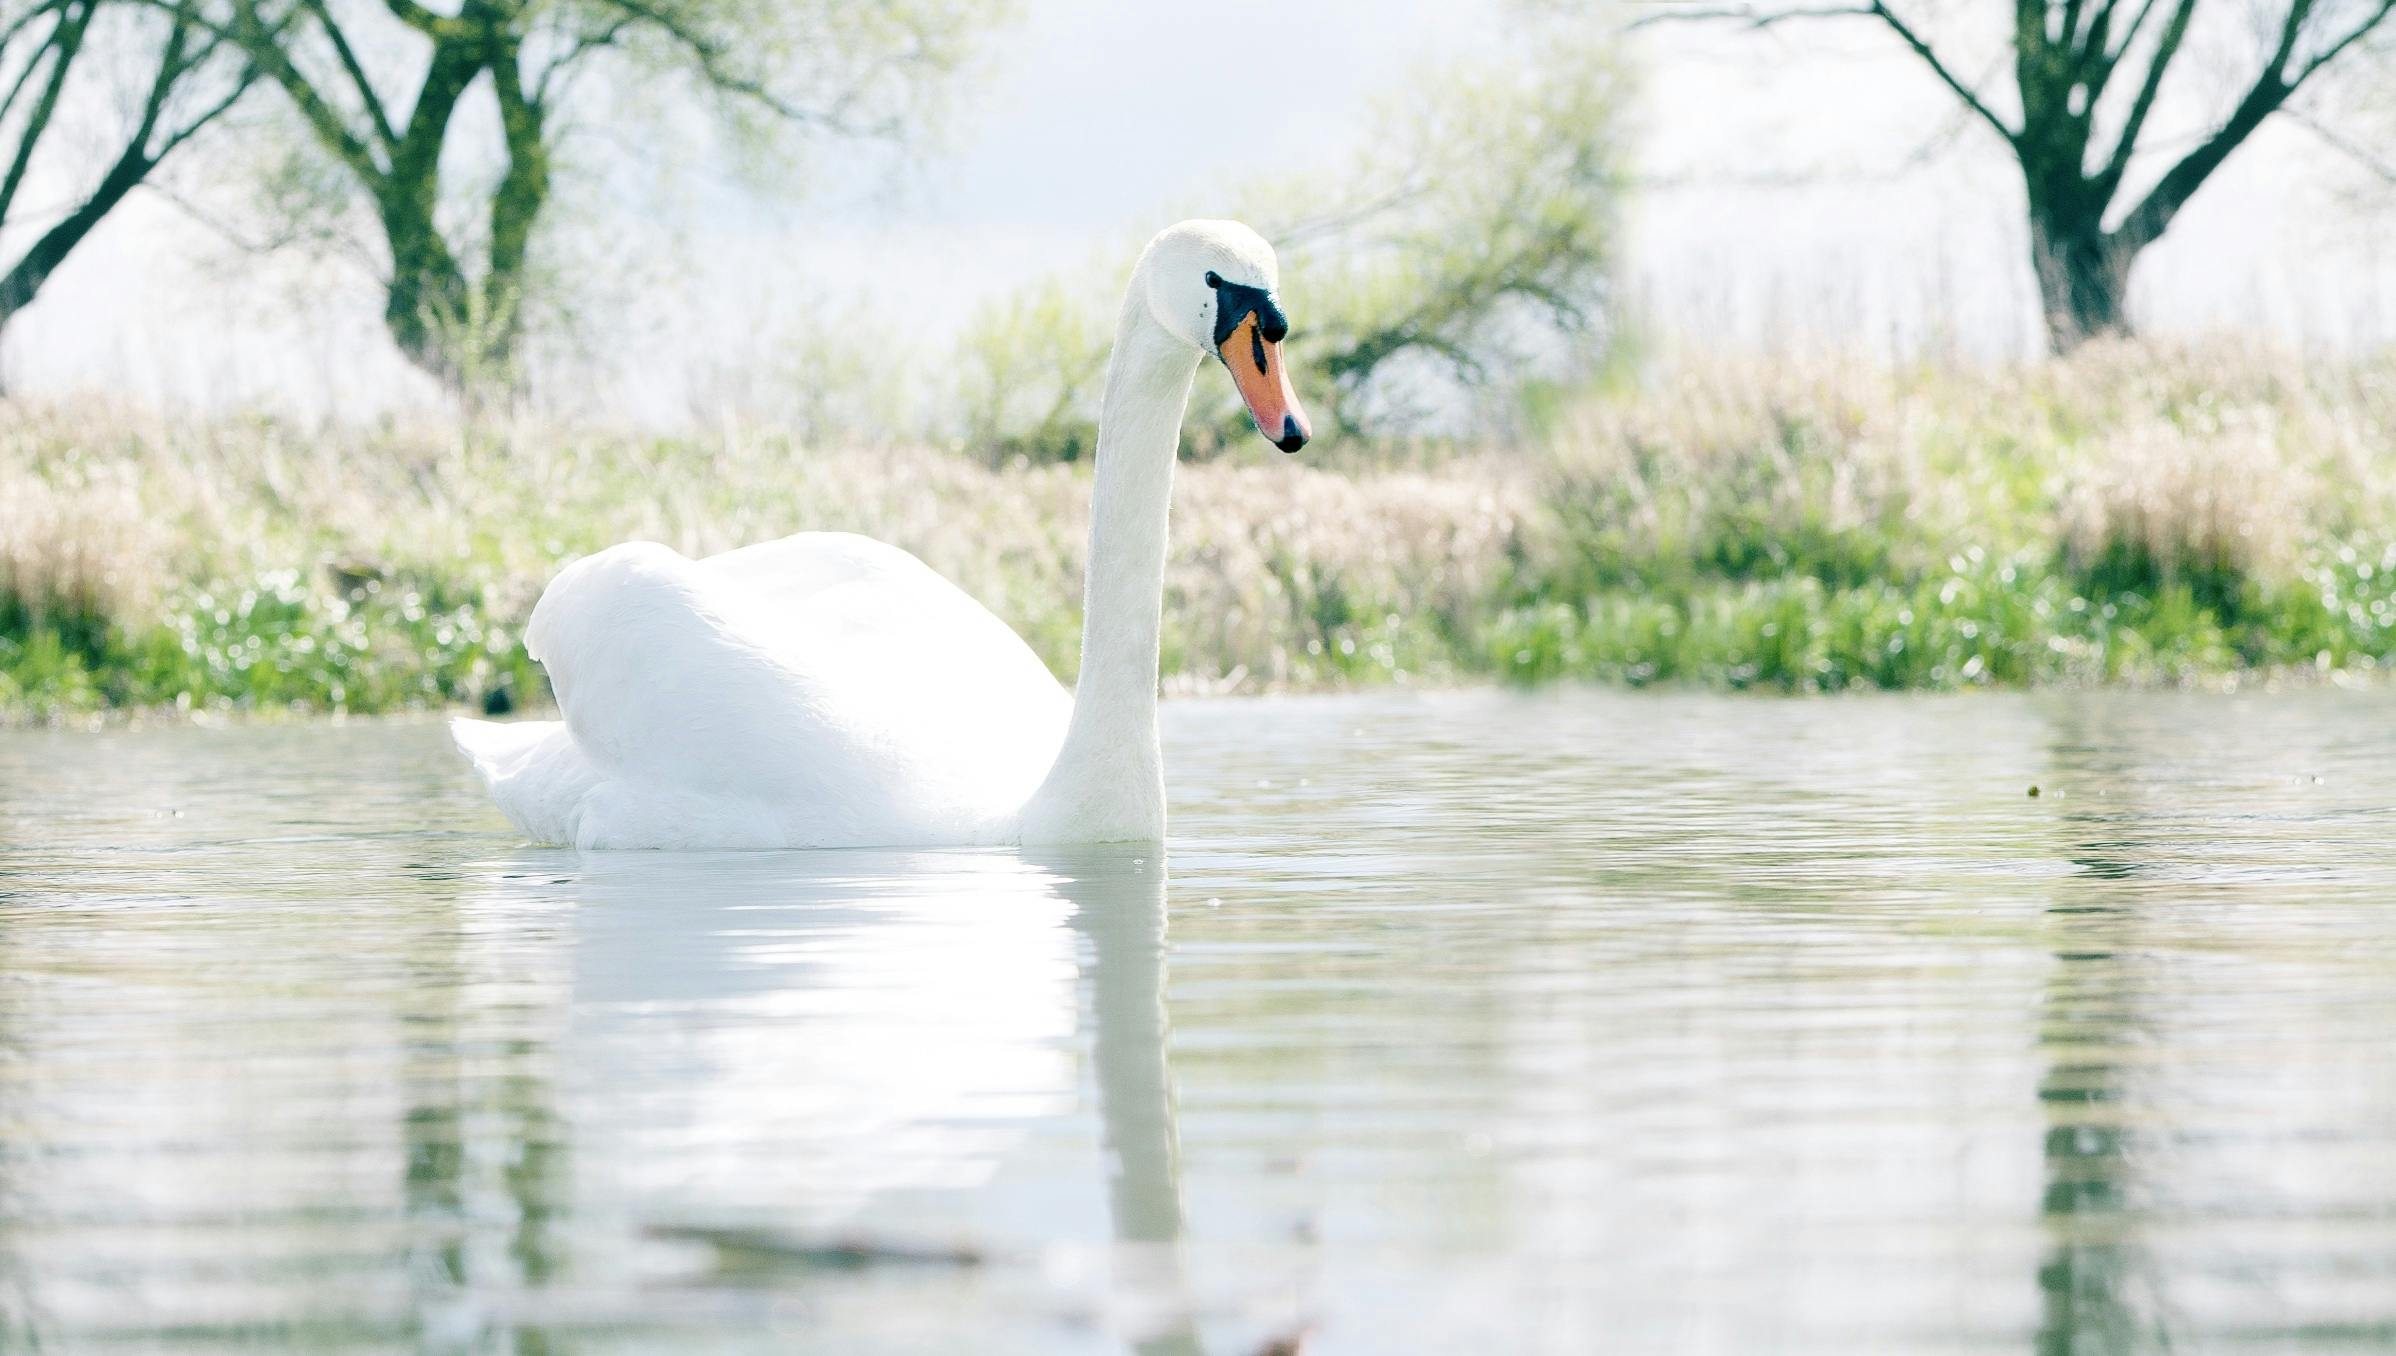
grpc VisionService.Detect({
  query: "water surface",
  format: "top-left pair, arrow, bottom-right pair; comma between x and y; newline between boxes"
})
5,688 -> 2396,1353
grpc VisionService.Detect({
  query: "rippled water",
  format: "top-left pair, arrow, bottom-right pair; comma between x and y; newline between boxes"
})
6,688 -> 2396,1353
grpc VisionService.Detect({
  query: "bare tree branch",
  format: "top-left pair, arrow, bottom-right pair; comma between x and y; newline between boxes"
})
1625,3 -> 1873,29
0,3 -> 74,139
1630,1 -> 2017,141
148,51 -> 259,161
2076,0 -> 2115,62
1660,0 -> 2396,350
122,2 -> 196,151
146,174 -> 381,268
532,14 -> 631,106
202,0 -> 388,179
172,0 -> 994,386
2097,0 -> 2165,71
0,0 -> 256,325
378,0 -> 452,39
0,0 -> 73,55
0,0 -> 92,227
2293,0 -> 2396,82
2261,0 -> 2318,85
586,0 -> 855,129
301,0 -> 394,145
2285,102 -> 2396,184
2096,0 -> 2195,191
1869,0 -> 2017,141
2063,0 -> 2093,49
2117,0 -> 2390,247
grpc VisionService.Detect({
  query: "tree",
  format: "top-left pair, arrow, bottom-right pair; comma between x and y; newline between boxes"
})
2290,28 -> 2396,206
185,0 -> 997,390
1645,0 -> 2396,350
0,0 -> 252,370
951,32 -> 1627,461
1266,35 -> 1624,441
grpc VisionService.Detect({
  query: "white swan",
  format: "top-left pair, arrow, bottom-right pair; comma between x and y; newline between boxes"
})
452,220 -> 1311,850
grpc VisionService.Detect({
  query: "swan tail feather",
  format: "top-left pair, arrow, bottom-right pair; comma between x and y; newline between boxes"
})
450,718 -> 590,846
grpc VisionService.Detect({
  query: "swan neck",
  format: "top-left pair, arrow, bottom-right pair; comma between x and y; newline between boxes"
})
1076,297 -> 1194,741
1024,290 -> 1196,841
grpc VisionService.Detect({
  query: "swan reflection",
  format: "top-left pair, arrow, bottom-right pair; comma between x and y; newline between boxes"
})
517,843 -> 1202,1351
1038,847 -> 1202,1356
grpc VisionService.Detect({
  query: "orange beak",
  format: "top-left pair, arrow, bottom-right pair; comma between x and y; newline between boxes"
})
1219,313 -> 1310,453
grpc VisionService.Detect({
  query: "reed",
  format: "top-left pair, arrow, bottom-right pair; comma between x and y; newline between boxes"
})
4,341 -> 2393,720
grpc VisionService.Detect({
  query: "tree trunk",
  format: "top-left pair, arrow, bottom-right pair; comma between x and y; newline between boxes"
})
476,33 -> 547,391
370,25 -> 493,388
379,211 -> 476,382
2028,213 -> 2135,353
364,20 -> 547,397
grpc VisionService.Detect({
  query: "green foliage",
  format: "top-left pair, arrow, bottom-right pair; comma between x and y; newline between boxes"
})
0,568 -> 540,716
1492,344 -> 2396,691
0,0 -> 253,336
629,0 -> 1012,175
1261,34 -> 1626,441
1484,553 -> 2261,692
951,286 -> 1111,465
8,344 -> 2396,721
211,0 -> 1008,390
947,24 -> 1627,464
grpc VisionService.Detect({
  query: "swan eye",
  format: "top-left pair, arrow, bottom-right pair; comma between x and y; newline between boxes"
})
1204,271 -> 1222,289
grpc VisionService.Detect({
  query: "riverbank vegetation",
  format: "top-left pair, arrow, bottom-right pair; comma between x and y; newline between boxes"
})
5,341 -> 2393,720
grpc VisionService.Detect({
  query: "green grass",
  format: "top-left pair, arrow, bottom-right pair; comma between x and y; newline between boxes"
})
5,341 -> 2395,721
1497,342 -> 2396,690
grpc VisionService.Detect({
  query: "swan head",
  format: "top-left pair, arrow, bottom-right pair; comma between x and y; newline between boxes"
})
1139,219 -> 1312,454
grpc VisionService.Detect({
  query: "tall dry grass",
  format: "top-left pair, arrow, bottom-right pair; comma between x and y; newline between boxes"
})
1513,340 -> 2396,687
0,401 -> 1541,713
3,340 -> 2394,717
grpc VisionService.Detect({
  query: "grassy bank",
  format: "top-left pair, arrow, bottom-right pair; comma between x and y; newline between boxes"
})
4,341 -> 2394,720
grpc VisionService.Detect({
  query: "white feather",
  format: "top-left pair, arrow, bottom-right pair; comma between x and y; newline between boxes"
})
452,221 -> 1291,849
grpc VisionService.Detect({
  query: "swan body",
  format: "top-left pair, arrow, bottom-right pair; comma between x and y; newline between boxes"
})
454,220 -> 1311,850
453,533 -> 1069,849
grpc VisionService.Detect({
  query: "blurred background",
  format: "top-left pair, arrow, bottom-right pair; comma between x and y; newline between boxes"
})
7,0 -> 2392,423
3,0 -> 2395,713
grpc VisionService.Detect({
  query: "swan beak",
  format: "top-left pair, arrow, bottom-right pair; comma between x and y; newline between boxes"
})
1219,314 -> 1311,453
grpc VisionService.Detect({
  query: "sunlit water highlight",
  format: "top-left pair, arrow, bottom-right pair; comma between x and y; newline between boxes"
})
4,688 -> 2396,1353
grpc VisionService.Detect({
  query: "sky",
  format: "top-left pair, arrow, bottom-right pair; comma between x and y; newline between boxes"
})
1629,4 -> 2396,360
8,0 -> 2391,420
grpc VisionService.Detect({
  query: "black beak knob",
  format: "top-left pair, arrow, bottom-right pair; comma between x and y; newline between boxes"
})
1276,416 -> 1307,454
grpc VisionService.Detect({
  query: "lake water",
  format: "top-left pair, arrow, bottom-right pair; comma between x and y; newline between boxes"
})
4,688 -> 2396,1353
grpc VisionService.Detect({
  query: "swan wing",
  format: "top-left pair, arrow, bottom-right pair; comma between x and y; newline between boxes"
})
698,534 -> 1074,801
450,717 -> 599,846
701,530 -> 933,603
513,535 -> 1068,845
